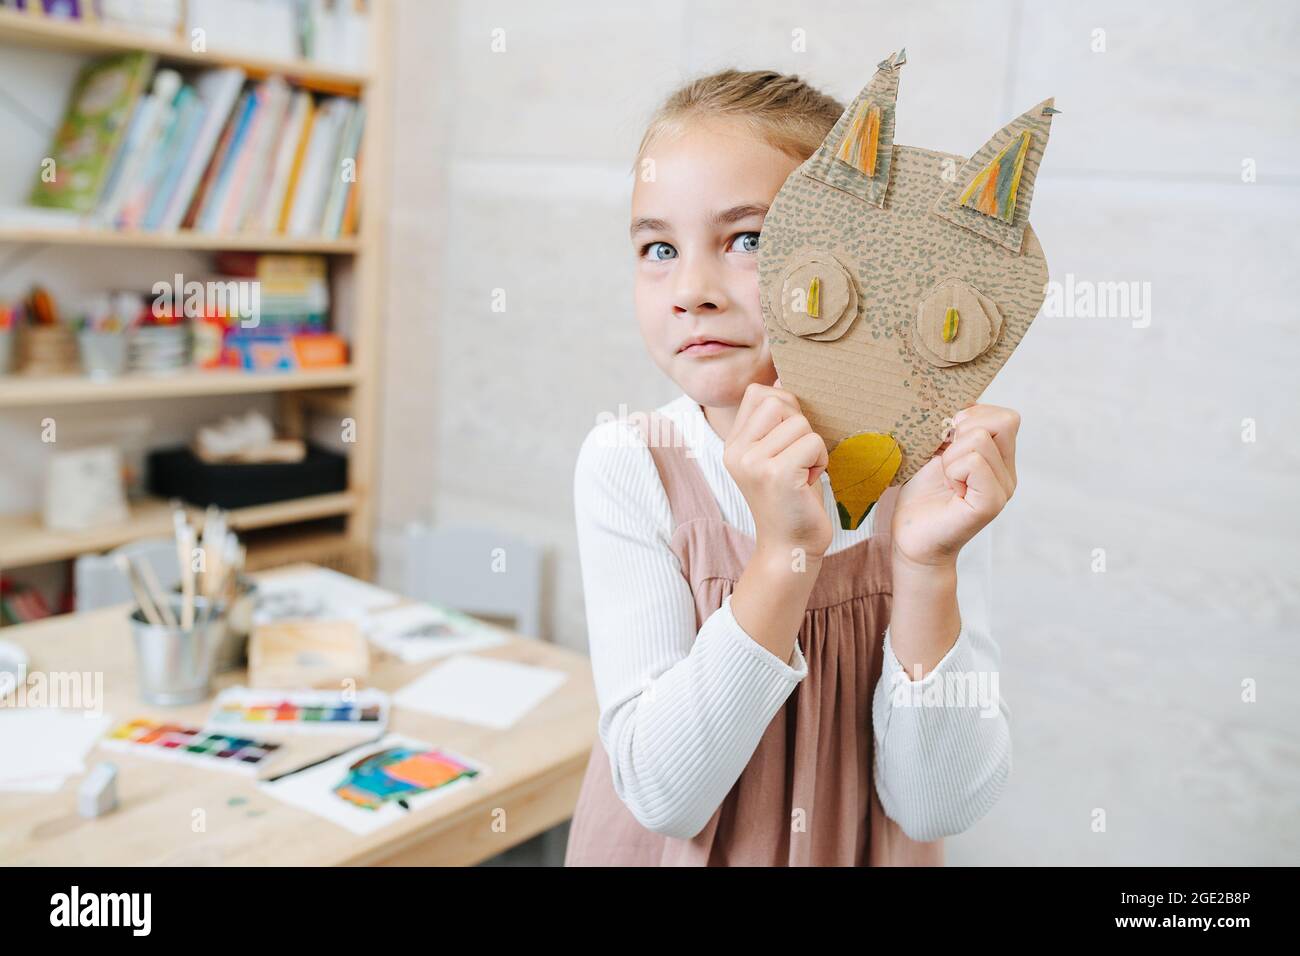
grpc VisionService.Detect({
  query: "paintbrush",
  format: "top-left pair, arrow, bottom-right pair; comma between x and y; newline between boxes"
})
115,555 -> 163,626
138,559 -> 177,627
261,733 -> 386,784
173,511 -> 196,630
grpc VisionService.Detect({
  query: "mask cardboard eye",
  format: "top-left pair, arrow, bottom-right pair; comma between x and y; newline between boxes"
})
776,250 -> 858,341
913,277 -> 1003,367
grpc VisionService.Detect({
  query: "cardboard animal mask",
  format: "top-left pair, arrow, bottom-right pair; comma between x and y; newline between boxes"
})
757,50 -> 1057,530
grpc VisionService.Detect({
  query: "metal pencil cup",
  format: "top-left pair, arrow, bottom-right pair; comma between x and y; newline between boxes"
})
129,596 -> 226,706
172,576 -> 257,673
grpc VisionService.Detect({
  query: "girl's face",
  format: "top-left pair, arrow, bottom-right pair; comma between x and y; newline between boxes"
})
630,117 -> 802,410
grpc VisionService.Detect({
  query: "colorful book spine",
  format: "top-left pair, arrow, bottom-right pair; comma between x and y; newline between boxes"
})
142,89 -> 206,231
29,52 -> 156,213
163,67 -> 246,231
196,91 -> 259,233
276,98 -> 318,234
321,103 -> 365,238
251,90 -> 312,234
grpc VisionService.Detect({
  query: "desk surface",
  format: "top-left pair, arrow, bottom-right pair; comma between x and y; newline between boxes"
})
0,565 -> 597,866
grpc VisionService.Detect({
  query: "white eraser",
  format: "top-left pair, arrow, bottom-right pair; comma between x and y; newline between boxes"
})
78,762 -> 119,818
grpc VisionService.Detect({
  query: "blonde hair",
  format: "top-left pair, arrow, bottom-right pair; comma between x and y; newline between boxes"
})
635,69 -> 845,169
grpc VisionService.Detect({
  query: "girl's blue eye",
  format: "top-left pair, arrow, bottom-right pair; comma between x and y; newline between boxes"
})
730,232 -> 761,254
644,241 -> 677,261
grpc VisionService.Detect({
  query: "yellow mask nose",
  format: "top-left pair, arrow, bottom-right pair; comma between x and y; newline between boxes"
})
825,432 -> 902,530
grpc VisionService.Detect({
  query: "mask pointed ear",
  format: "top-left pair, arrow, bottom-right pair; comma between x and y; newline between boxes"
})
932,98 -> 1059,254
799,49 -> 905,208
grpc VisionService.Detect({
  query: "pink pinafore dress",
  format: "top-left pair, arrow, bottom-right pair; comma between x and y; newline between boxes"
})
565,413 -> 944,866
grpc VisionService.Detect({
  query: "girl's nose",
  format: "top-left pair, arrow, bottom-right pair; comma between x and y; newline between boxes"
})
672,258 -> 728,315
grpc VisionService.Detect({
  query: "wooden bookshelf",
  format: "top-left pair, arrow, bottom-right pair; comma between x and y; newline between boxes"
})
0,7 -> 368,93
0,367 -> 356,408
0,492 -> 358,569
0,3 -> 392,586
0,227 -> 362,253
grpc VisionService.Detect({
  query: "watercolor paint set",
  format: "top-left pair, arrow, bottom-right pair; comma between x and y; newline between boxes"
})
205,687 -> 390,736
101,718 -> 283,776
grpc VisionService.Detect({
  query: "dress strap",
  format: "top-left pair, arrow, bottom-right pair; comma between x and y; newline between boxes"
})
633,411 -> 725,531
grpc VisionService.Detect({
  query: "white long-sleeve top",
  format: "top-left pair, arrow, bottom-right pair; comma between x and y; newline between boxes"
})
573,394 -> 1011,842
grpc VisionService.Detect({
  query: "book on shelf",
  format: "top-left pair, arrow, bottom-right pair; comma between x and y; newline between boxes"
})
229,78 -> 292,233
320,101 -> 365,239
95,67 -> 180,226
95,0 -> 186,39
5,0 -> 372,73
254,90 -> 312,234
156,67 -> 246,230
19,52 -> 366,240
28,51 -> 156,214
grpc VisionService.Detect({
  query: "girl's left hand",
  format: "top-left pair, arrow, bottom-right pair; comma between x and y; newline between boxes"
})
890,403 -> 1020,569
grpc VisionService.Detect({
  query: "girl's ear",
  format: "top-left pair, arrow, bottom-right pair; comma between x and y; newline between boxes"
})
932,98 -> 1060,255
799,49 -> 906,208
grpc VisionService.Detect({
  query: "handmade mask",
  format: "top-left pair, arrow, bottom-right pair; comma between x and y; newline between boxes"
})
758,50 -> 1057,530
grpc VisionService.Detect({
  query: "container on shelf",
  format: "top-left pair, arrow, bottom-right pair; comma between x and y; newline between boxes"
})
128,323 -> 191,374
148,442 -> 348,509
19,324 -> 79,375
0,330 -> 13,375
78,330 -> 129,378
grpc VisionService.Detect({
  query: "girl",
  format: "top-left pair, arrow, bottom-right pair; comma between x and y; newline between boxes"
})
564,69 -> 1016,866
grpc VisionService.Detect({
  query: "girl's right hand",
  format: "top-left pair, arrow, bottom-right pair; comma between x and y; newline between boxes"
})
723,381 -> 833,560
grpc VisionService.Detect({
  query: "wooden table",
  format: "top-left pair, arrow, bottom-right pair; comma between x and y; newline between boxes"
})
0,565 -> 597,866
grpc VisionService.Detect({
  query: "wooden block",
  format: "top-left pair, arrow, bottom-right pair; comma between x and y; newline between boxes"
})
249,619 -> 370,689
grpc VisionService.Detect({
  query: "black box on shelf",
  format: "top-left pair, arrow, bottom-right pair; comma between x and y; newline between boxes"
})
146,444 -> 348,509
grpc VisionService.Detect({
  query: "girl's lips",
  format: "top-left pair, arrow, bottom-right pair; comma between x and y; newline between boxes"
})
679,340 -> 741,356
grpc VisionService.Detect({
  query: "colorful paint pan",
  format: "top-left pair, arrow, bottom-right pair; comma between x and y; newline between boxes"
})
204,687 -> 390,736
101,718 -> 282,776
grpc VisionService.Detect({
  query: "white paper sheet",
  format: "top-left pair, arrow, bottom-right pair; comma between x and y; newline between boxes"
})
0,710 -> 112,787
364,603 -> 509,663
253,568 -> 402,625
393,655 -> 567,730
0,774 -> 68,793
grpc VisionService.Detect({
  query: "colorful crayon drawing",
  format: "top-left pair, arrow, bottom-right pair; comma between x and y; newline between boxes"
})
259,734 -> 485,834
333,746 -> 478,811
